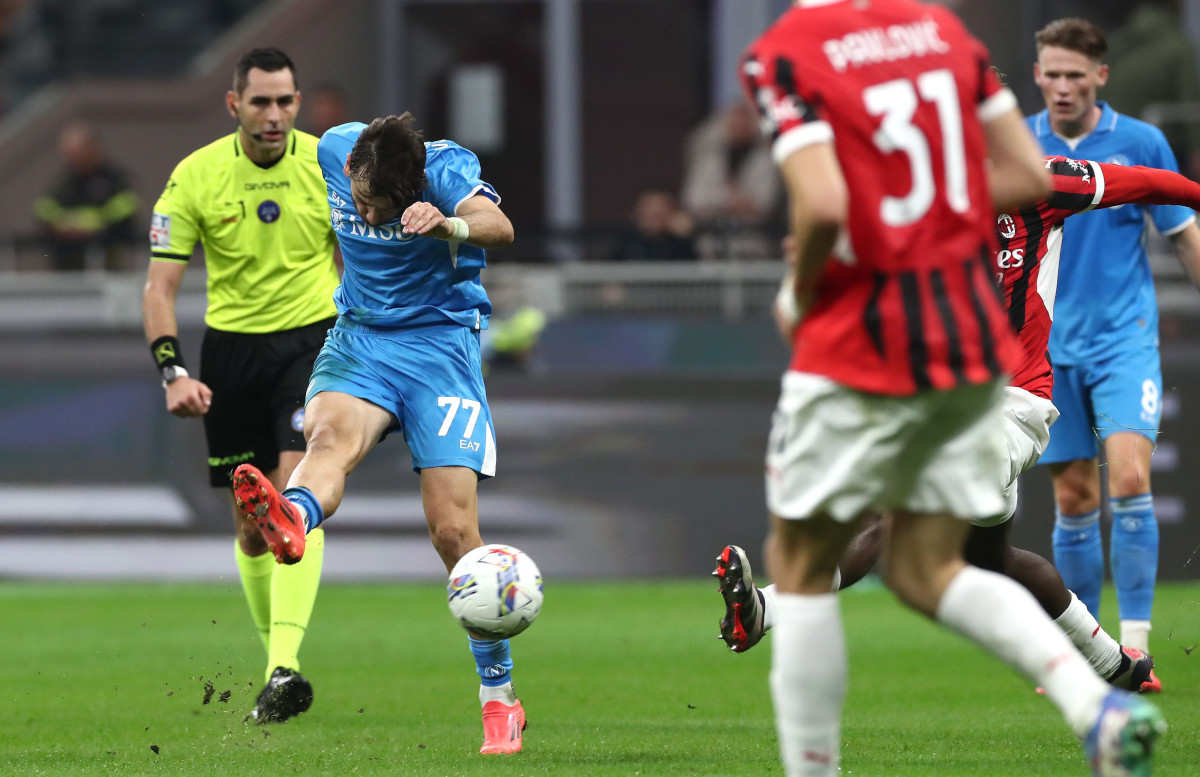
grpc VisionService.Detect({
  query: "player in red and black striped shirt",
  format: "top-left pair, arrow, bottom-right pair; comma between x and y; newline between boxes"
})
722,2 -> 1165,774
999,156 -> 1200,400
717,155 -> 1198,759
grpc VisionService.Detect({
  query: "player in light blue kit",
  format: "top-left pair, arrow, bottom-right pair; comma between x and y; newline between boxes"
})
1028,19 -> 1200,682
228,114 -> 527,753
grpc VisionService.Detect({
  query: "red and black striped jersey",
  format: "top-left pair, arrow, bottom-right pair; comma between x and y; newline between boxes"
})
996,156 -> 1200,399
742,0 -> 1018,395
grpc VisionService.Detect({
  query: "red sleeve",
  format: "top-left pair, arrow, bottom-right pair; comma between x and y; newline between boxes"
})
1094,162 -> 1200,210
739,43 -> 826,157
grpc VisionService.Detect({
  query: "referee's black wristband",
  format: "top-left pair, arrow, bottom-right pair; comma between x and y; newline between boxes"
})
150,335 -> 186,371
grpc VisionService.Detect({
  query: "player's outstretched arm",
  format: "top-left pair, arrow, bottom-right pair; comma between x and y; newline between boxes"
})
983,107 -> 1049,213
1086,161 -> 1200,293
400,195 -> 514,249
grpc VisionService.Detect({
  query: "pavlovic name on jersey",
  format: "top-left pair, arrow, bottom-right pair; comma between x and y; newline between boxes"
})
822,17 -> 950,72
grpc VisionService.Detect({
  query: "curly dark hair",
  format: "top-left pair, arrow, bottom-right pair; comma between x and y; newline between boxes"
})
346,113 -> 428,211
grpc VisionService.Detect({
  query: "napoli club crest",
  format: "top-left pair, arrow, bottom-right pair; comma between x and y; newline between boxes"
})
257,200 -> 282,223
291,408 -> 305,432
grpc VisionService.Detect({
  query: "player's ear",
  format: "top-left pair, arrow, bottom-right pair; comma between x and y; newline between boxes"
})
1095,63 -> 1109,87
225,90 -> 238,119
1032,62 -> 1043,84
343,154 -> 352,176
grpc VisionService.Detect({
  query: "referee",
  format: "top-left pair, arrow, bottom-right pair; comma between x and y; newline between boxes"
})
141,48 -> 336,724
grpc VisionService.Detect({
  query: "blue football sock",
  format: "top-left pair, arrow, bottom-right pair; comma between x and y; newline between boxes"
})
282,486 -> 324,533
469,637 -> 513,687
1053,507 -> 1103,618
1110,493 -> 1158,622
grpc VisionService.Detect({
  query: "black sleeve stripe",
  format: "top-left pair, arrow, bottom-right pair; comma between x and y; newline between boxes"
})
151,251 -> 192,261
1045,189 -> 1095,212
774,56 -> 821,125
1046,159 -> 1086,178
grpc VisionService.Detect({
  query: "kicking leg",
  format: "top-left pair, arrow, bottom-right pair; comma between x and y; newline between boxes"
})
714,516 -> 883,652
422,465 -> 525,755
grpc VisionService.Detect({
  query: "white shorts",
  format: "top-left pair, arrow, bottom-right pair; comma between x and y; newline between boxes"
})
765,372 -> 1008,523
978,386 -> 1059,527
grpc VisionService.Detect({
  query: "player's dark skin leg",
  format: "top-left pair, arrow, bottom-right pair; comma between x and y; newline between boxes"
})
837,515 -> 1072,618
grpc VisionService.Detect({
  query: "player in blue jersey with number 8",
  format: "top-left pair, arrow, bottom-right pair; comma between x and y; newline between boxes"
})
229,113 -> 527,754
1028,18 -> 1200,691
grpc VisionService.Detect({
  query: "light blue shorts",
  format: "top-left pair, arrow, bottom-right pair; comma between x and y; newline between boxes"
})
308,319 -> 496,477
1040,346 -> 1162,464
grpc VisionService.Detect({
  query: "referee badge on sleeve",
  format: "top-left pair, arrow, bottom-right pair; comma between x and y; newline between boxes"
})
150,213 -> 171,248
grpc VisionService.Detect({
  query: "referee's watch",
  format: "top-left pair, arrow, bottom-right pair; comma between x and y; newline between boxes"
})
161,365 -> 189,387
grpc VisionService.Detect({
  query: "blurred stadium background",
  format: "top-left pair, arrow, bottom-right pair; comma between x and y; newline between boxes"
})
1,0 -> 1198,582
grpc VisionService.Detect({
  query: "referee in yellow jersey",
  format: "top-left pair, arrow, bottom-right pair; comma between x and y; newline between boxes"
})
141,48 -> 336,723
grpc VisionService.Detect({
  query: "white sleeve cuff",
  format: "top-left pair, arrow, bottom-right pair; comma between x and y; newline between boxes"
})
977,88 -> 1018,124
772,122 -> 835,166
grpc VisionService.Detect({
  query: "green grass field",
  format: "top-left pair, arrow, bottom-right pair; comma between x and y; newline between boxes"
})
2,579 -> 1197,776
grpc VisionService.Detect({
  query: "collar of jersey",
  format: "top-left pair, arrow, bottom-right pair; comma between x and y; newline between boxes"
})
1034,100 -> 1117,141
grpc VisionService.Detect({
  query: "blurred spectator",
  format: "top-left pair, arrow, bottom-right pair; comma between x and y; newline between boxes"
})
680,100 -> 781,259
33,121 -> 138,271
1104,0 -> 1200,177
610,189 -> 696,261
301,83 -> 350,137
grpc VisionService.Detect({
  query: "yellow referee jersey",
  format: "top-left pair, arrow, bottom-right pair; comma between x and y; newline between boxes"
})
149,130 -> 339,333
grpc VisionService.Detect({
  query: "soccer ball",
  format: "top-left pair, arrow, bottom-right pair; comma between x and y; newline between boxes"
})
447,544 -> 544,639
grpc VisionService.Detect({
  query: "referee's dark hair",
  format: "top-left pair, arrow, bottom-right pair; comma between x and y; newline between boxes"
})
233,48 -> 297,95
347,113 -> 428,211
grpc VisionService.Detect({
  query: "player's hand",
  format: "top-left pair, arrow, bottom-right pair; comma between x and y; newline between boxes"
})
400,201 -> 452,239
165,376 -> 212,418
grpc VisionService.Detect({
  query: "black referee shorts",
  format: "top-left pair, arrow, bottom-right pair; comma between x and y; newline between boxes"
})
200,317 -> 335,487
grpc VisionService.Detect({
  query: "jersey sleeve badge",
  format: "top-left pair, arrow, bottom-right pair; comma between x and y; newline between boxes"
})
150,213 -> 172,249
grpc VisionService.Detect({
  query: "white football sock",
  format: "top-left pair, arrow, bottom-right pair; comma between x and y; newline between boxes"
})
770,593 -> 844,777
1119,620 -> 1151,654
762,584 -> 779,630
479,681 -> 518,705
1055,592 -> 1123,678
760,570 -> 838,633
936,566 -> 1108,737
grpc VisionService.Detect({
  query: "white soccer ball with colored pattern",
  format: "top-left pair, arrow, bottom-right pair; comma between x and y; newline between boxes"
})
447,544 -> 544,639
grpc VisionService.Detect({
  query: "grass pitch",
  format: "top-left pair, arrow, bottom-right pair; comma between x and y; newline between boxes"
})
1,579 -> 1197,776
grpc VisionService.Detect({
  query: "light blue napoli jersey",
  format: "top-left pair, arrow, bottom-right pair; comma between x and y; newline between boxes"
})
317,123 -> 497,329
1026,102 -> 1195,364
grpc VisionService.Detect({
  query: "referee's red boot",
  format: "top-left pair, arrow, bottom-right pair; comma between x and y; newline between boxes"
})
232,463 -> 307,564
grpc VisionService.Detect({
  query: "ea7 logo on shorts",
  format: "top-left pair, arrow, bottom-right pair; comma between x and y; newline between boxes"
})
460,440 -> 480,452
